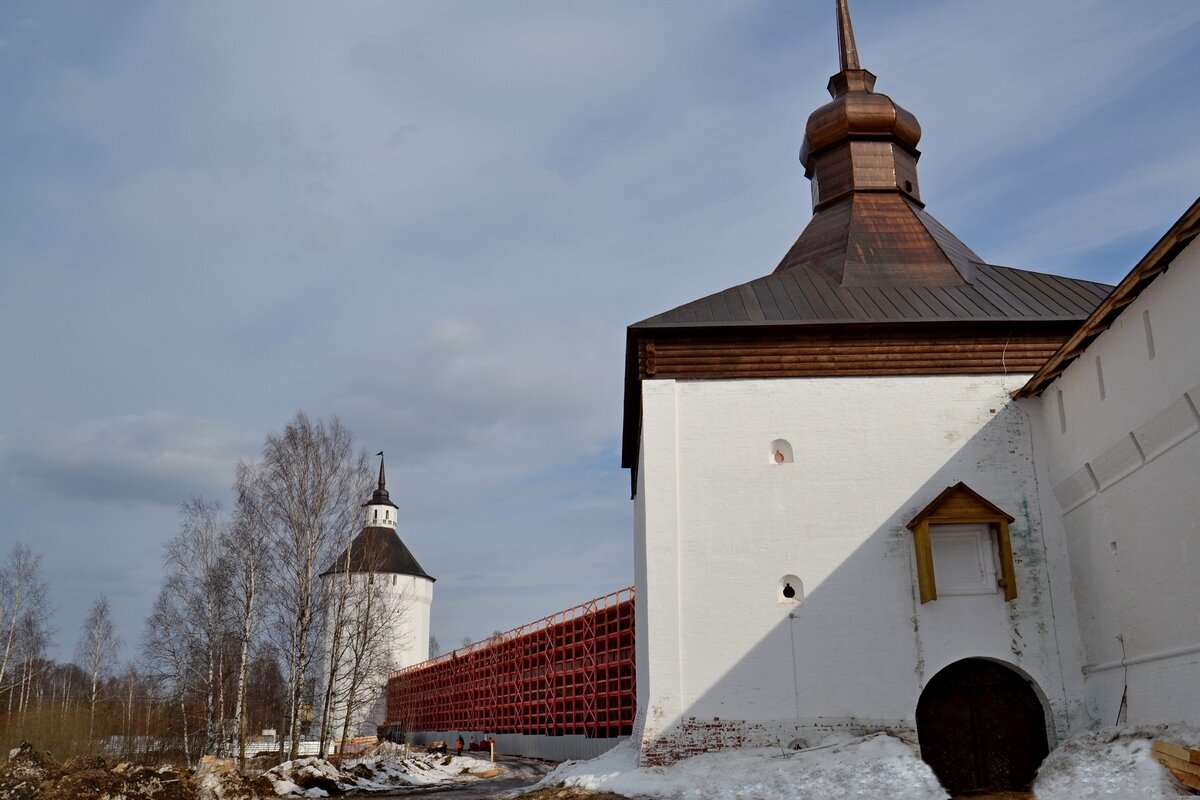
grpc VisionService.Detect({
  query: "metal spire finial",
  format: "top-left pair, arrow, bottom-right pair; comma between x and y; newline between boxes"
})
836,0 -> 861,72
376,451 -> 386,490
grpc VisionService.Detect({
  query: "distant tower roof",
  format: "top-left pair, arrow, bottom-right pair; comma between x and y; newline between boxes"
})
322,451 -> 433,580
321,528 -> 434,580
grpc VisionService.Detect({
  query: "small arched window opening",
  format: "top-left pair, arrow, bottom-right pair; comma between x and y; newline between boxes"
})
778,574 -> 803,604
771,439 -> 794,464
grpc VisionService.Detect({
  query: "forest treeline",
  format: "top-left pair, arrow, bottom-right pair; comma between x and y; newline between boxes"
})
0,412 -> 407,765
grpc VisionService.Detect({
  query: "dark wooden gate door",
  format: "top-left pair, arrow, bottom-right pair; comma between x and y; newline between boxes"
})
916,659 -> 1049,795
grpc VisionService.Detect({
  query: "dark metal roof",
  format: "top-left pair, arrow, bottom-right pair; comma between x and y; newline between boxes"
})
633,197 -> 1112,329
321,527 -> 434,581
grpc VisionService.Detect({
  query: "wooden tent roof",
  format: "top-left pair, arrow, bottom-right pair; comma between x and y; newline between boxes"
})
633,197 -> 1111,330
619,2 -> 1114,488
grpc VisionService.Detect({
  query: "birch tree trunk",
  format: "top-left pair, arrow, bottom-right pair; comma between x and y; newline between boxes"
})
180,694 -> 191,764
318,530 -> 356,756
231,462 -> 269,766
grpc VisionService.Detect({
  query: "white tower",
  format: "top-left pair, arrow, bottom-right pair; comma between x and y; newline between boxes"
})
319,452 -> 434,741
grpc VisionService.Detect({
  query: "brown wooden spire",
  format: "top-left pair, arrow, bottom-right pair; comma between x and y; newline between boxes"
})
783,1 -> 984,287
836,0 -> 860,72
801,0 -> 922,212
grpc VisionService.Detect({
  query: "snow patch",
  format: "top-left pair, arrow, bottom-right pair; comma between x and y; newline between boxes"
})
534,734 -> 949,800
1034,724 -> 1200,800
263,748 -> 548,796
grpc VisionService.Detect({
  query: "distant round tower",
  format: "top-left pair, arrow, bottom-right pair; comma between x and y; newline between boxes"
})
319,452 -> 434,740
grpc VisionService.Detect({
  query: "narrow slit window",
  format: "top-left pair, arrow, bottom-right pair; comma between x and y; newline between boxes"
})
1144,310 -> 1156,360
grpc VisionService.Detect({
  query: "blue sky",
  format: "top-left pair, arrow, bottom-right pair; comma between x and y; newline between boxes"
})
1,0 -> 1198,663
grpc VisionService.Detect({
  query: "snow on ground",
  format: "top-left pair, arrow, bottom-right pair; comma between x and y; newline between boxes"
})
532,733 -> 949,800
1033,724 -> 1200,800
528,725 -> 1200,800
263,745 -> 549,797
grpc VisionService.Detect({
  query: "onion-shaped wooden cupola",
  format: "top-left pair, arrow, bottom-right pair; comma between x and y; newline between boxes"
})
620,0 -> 1113,491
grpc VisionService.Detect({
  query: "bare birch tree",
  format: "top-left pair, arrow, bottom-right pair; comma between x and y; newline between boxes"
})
11,608 -> 51,718
0,543 -> 50,704
164,496 -> 233,756
142,589 -> 195,762
76,594 -> 120,744
258,412 -> 368,758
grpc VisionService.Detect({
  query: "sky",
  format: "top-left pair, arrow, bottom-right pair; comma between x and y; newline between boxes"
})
1,0 -> 1198,664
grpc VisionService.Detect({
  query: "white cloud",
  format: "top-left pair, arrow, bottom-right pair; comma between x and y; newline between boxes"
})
0,413 -> 256,505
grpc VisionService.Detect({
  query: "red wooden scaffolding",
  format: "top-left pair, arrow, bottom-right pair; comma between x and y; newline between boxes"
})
385,587 -> 635,738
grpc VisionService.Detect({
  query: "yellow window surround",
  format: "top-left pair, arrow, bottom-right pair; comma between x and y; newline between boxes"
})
906,482 -> 1017,604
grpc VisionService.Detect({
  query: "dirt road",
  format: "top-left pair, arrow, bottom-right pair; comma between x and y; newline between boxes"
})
374,775 -> 544,799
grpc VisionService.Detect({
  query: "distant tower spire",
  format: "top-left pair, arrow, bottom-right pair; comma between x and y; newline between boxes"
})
836,0 -> 860,72
364,450 -> 398,527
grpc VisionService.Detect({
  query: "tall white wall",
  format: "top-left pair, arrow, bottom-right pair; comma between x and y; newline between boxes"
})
319,571 -> 433,739
1028,237 -> 1200,727
634,373 -> 1087,763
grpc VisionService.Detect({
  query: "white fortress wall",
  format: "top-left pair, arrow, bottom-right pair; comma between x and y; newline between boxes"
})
1028,235 -> 1200,727
634,374 -> 1087,762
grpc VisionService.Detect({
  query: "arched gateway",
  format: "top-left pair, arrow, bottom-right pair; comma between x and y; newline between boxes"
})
916,659 -> 1050,795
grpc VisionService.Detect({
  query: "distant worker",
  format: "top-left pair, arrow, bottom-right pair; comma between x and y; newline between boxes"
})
456,735 -> 464,756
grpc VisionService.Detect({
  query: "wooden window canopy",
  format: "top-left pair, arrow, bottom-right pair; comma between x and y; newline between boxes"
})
906,482 -> 1017,604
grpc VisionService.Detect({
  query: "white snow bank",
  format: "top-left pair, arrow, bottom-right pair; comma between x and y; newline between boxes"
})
195,763 -> 261,800
533,733 -> 949,800
1034,724 -> 1200,800
263,757 -> 348,797
264,747 -> 549,796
